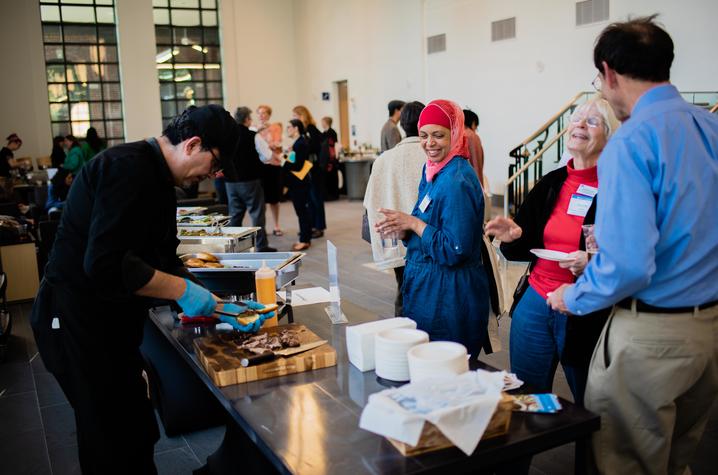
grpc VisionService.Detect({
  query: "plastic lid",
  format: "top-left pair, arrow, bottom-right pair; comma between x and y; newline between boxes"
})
255,259 -> 275,278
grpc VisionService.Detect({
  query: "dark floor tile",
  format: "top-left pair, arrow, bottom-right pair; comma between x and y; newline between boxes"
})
0,429 -> 51,475
35,370 -> 67,407
48,444 -> 82,475
41,402 -> 77,450
154,447 -> 201,475
31,352 -> 49,374
0,360 -> 34,396
0,391 -> 42,438
2,333 -> 32,364
183,425 -> 224,465
154,411 -> 191,455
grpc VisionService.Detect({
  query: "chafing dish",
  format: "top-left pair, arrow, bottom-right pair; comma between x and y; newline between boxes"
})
176,227 -> 259,254
179,252 -> 304,295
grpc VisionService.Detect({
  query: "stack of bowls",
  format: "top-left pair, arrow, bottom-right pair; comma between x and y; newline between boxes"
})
407,341 -> 469,383
374,329 -> 429,382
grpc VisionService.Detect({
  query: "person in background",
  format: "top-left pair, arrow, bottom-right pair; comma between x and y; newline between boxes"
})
62,135 -> 87,174
485,97 -> 619,406
225,107 -> 275,252
321,116 -> 338,143
50,135 -> 66,169
45,167 -> 73,212
0,133 -> 23,178
462,109 -> 485,187
380,100 -> 405,152
256,104 -> 284,236
375,100 -> 489,356
546,17 -> 718,474
31,105 -> 243,473
293,105 -> 326,239
282,119 -> 312,251
364,101 -> 425,316
320,116 -> 340,201
81,126 -> 106,162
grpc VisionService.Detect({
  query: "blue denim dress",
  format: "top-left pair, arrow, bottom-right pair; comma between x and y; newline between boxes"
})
401,157 -> 489,356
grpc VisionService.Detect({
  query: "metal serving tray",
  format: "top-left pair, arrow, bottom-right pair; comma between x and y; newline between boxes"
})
176,227 -> 259,254
180,252 -> 304,295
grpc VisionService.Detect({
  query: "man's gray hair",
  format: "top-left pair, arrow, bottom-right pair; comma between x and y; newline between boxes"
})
234,106 -> 252,125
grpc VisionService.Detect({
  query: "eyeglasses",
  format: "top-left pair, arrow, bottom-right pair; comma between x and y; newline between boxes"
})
591,74 -> 602,92
570,114 -> 602,128
207,147 -> 222,174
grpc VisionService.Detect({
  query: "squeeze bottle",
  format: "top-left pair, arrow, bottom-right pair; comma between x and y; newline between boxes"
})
255,260 -> 277,327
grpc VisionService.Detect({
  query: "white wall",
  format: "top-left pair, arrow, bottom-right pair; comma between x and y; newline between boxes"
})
221,0 -> 298,125
0,0 -> 52,160
292,0 -> 425,148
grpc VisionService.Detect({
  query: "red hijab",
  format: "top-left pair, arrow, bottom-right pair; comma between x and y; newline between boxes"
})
418,100 -> 468,182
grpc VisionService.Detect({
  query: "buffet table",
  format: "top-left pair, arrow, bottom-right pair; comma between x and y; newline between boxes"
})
144,298 -> 599,475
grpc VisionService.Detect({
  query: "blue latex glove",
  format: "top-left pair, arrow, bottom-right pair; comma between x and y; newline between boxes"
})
217,300 -> 275,333
177,278 -> 216,317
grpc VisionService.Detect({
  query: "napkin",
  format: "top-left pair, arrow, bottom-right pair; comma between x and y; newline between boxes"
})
359,370 -> 505,455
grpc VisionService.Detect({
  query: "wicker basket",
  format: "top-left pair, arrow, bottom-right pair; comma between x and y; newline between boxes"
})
388,393 -> 514,456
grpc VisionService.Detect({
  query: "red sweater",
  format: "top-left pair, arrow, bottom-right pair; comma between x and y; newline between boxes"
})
528,160 -> 598,299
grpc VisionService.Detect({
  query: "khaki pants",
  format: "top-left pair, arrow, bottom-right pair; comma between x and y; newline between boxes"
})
585,302 -> 718,475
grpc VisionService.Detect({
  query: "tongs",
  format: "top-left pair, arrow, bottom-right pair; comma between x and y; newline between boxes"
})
179,302 -> 279,323
214,302 -> 279,318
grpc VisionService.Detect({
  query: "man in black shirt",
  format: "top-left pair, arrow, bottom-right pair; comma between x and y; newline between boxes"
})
31,105 -> 239,474
224,106 -> 275,251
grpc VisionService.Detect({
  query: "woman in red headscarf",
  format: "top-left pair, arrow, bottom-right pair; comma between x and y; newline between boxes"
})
376,100 -> 489,356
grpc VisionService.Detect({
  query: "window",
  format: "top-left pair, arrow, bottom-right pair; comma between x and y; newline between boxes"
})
153,0 -> 223,128
40,0 -> 125,146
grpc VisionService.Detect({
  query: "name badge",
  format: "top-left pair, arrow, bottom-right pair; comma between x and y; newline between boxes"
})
576,184 -> 598,198
419,194 -> 431,213
567,194 -> 592,217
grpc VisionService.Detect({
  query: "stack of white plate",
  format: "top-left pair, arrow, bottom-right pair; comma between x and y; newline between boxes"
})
374,329 -> 429,382
407,341 -> 469,383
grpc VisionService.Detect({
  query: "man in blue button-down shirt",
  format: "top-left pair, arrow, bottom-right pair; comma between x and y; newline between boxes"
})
547,16 -> 718,475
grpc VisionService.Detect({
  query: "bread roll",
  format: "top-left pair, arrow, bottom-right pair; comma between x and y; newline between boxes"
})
185,258 -> 206,268
196,252 -> 219,262
204,262 -> 224,268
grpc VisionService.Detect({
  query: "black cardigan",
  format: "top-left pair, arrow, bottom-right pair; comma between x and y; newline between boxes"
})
500,166 -> 609,367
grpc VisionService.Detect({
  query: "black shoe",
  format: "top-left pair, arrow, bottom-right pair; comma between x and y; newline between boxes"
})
311,229 -> 324,238
258,246 -> 277,252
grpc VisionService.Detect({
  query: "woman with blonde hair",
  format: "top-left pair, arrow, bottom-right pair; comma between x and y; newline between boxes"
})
293,105 -> 327,238
256,104 -> 284,235
485,97 -> 619,405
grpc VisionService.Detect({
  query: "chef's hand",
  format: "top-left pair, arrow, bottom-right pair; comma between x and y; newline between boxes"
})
546,284 -> 572,314
177,278 -> 217,317
558,251 -> 588,276
375,208 -> 425,239
485,216 -> 522,242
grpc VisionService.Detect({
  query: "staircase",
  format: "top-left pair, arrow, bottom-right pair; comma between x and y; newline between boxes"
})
504,90 -> 718,216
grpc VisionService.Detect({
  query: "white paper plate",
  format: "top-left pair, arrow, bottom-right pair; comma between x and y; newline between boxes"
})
530,248 -> 572,262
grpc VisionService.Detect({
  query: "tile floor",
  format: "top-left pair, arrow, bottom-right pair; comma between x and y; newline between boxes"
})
1,198 -> 715,474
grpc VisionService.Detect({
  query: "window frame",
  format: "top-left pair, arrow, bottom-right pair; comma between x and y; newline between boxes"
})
40,0 -> 125,146
153,1 -> 223,128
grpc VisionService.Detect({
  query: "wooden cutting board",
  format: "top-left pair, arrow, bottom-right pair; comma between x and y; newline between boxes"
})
193,324 -> 337,387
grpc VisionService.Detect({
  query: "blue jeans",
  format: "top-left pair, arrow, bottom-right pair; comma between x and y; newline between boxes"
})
510,285 -> 587,405
225,180 -> 268,249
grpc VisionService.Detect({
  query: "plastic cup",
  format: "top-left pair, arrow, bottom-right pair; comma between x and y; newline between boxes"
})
582,224 -> 598,254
